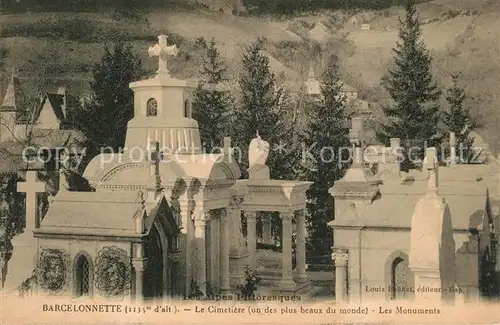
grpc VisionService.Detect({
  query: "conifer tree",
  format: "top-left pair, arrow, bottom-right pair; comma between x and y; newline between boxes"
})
300,55 -> 351,257
192,38 -> 233,152
233,38 -> 300,248
379,0 -> 441,164
74,41 -> 142,167
232,38 -> 296,179
442,73 -> 476,163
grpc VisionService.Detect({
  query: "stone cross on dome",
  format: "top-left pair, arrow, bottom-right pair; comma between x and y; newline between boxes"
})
148,35 -> 179,75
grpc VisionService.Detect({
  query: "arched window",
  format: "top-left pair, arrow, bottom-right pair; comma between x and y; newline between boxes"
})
75,254 -> 90,297
184,99 -> 191,118
147,98 -> 158,117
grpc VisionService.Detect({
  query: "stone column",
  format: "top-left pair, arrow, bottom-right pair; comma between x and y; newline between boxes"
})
179,202 -> 192,296
194,211 -> 209,295
390,138 -> 401,175
229,197 -> 246,287
279,210 -> 296,291
296,208 -> 308,283
262,213 -> 273,245
246,211 -> 257,268
167,252 -> 181,298
210,214 -> 220,291
449,131 -> 457,167
332,248 -> 348,302
219,208 -> 231,292
162,236 -> 169,300
132,258 -> 147,302
229,199 -> 244,255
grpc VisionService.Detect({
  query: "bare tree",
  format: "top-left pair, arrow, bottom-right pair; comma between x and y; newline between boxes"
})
0,41 -> 66,170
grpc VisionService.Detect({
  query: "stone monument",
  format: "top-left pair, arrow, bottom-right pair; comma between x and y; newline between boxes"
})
248,132 -> 270,180
409,147 -> 456,303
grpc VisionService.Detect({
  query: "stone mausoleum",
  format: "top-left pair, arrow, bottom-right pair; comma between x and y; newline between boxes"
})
330,119 -> 500,303
2,35 -> 313,301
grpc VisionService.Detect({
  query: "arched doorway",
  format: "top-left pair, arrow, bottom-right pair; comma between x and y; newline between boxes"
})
143,225 -> 164,299
74,254 -> 91,297
391,257 -> 413,300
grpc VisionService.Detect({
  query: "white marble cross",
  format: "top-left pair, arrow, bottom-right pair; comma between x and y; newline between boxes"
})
17,171 -> 46,231
148,35 -> 179,75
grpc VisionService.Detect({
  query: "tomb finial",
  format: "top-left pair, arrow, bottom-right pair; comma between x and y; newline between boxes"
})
423,147 -> 439,194
146,141 -> 163,202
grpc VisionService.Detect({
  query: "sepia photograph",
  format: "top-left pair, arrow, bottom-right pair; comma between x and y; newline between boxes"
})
0,0 -> 499,323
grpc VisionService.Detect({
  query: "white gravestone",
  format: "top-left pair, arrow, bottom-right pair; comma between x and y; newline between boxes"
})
409,148 -> 456,303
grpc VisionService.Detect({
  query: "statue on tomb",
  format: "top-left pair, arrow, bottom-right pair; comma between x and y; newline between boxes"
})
248,132 -> 270,180
248,131 -> 269,167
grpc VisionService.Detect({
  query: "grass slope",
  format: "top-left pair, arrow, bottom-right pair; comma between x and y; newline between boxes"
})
0,0 -> 499,151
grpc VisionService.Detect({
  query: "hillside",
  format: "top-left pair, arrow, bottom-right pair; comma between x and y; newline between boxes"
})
1,0 -> 499,151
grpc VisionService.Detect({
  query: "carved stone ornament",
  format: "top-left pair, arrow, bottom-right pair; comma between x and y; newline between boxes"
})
167,251 -> 181,263
94,246 -> 132,298
229,196 -> 244,209
37,248 -> 70,293
191,209 -> 210,222
248,132 -> 270,168
331,248 -> 349,266
136,189 -> 147,209
280,208 -> 295,222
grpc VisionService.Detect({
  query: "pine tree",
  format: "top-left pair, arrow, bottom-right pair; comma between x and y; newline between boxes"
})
192,38 -> 233,152
74,41 -> 142,167
442,73 -> 476,163
380,0 -> 441,164
232,38 -> 296,179
300,55 -> 351,257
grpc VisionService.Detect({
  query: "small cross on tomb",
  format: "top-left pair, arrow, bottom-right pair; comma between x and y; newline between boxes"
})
17,171 -> 46,231
148,141 -> 164,174
148,35 -> 179,75
147,141 -> 164,200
